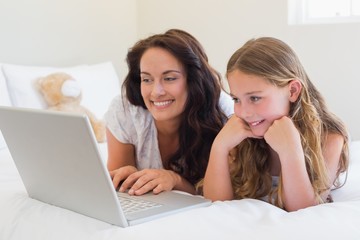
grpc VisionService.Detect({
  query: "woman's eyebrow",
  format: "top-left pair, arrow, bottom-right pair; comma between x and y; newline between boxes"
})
140,71 -> 151,75
140,70 -> 182,75
229,93 -> 237,98
163,70 -> 182,75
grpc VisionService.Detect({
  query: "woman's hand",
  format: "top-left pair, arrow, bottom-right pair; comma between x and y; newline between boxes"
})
109,165 -> 138,190
118,169 -> 181,195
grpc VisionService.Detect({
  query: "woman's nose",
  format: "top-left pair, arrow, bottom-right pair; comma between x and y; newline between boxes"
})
151,81 -> 166,97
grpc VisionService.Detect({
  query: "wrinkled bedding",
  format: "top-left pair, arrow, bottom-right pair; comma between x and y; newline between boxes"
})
1,142 -> 359,240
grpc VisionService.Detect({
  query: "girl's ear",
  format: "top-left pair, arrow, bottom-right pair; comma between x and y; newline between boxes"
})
288,79 -> 302,102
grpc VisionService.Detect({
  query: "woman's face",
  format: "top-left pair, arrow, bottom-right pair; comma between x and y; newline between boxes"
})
140,47 -> 188,124
227,69 -> 291,137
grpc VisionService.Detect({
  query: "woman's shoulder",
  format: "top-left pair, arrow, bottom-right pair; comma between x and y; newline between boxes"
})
107,94 -> 150,119
105,94 -> 154,132
219,90 -> 234,118
105,94 -> 155,144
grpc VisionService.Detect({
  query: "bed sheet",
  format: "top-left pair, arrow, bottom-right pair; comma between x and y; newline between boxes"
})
1,142 -> 360,240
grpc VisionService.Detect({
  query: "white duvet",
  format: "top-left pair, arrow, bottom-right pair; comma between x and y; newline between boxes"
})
1,142 -> 360,240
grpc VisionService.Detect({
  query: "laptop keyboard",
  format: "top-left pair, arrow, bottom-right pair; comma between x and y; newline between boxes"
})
117,193 -> 162,214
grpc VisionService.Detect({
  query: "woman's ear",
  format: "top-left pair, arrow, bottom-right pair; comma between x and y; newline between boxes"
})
288,79 -> 302,102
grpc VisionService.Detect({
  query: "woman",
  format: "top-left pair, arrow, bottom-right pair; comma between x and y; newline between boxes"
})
105,29 -> 233,196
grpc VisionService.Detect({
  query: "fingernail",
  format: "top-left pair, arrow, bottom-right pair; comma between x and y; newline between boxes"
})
128,189 -> 134,195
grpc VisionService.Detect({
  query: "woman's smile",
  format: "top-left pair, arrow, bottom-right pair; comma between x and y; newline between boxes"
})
151,100 -> 175,108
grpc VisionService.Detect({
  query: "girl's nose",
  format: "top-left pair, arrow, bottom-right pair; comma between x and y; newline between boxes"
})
235,103 -> 253,119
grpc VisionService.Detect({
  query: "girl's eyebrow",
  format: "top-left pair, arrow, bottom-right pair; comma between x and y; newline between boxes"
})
245,90 -> 262,95
230,90 -> 262,98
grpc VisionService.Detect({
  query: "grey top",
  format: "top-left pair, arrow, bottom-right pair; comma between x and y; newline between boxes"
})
104,91 -> 234,170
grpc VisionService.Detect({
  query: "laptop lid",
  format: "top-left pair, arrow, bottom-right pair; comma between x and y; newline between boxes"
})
0,106 -> 211,227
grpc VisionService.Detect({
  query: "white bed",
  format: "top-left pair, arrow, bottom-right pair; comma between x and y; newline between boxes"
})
1,63 -> 360,239
1,142 -> 360,239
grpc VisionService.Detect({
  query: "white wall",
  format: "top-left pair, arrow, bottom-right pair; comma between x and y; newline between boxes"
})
137,0 -> 360,140
0,0 -> 137,81
1,0 -> 359,140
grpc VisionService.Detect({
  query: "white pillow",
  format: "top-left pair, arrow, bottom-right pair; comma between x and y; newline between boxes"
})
3,62 -> 120,119
0,132 -> 6,150
0,63 -> 12,106
0,63 -> 12,150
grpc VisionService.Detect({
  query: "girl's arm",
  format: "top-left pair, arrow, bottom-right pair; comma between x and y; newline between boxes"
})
319,133 -> 345,199
203,138 -> 235,201
203,115 -> 253,201
265,117 -> 316,211
265,117 -> 344,211
278,145 -> 317,211
279,133 -> 343,211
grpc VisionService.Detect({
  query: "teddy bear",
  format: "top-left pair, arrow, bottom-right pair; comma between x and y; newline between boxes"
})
36,72 -> 106,143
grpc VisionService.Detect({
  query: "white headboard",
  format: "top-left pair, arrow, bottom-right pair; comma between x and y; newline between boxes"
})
0,0 -> 137,82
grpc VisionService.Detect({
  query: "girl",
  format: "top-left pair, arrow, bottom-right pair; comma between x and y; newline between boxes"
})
105,29 -> 233,196
202,37 -> 349,211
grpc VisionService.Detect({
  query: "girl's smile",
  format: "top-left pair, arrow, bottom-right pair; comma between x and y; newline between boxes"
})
227,70 -> 291,137
248,119 -> 265,127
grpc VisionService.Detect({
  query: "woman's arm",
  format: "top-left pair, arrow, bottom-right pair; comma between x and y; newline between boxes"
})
106,128 -> 137,189
121,168 -> 197,195
107,128 -> 196,195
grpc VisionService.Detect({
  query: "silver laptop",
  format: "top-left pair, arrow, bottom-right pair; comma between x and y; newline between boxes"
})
0,106 -> 211,227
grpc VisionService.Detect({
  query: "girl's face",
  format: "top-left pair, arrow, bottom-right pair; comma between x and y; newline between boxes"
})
140,47 -> 188,124
227,70 -> 292,137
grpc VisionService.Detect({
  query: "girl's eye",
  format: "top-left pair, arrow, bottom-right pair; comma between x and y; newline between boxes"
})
232,97 -> 240,103
250,96 -> 261,102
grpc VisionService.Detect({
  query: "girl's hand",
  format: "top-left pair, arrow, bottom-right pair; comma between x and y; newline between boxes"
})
215,115 -> 261,152
263,116 -> 303,159
109,165 -> 138,190
119,169 -> 180,195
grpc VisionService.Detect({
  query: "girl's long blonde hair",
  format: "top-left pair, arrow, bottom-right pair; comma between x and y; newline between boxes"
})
226,37 -> 349,208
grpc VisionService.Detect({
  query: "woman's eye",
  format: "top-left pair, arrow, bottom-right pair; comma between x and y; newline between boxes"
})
164,77 -> 176,81
141,78 -> 151,83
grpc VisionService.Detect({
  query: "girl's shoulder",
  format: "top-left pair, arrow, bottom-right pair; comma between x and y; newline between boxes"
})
324,133 -> 345,149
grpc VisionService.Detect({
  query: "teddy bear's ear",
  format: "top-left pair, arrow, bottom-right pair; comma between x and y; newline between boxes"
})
61,79 -> 82,98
